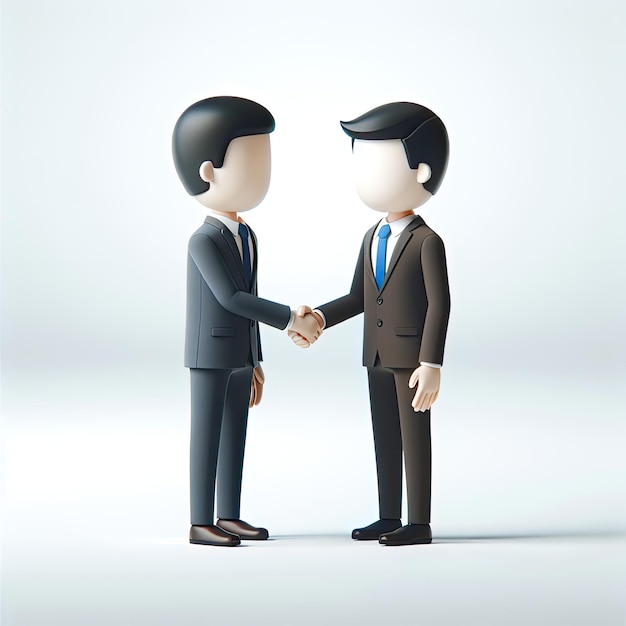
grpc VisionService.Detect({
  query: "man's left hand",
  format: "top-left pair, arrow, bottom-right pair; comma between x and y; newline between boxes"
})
408,365 -> 440,412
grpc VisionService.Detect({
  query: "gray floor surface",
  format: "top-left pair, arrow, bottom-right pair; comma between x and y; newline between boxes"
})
3,372 -> 624,625
3,531 -> 624,625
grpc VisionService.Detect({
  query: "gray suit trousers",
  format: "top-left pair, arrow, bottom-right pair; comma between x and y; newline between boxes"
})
189,367 -> 253,525
367,364 -> 432,523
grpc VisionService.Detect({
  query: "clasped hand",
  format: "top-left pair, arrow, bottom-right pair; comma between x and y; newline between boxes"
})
288,306 -> 323,348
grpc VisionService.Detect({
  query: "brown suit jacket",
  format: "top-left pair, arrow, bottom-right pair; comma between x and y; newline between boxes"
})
318,215 -> 450,368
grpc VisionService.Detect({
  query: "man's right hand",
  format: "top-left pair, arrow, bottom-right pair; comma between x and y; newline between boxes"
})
289,306 -> 323,348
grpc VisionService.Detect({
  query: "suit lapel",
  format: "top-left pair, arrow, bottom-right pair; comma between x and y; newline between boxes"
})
203,215 -> 248,290
249,226 -> 259,293
380,215 -> 425,291
364,224 -> 379,291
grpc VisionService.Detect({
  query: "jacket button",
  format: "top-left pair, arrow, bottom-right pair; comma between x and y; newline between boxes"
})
376,319 -> 383,327
377,297 -> 383,305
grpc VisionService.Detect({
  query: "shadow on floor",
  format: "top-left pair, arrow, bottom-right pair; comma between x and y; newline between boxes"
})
270,529 -> 625,543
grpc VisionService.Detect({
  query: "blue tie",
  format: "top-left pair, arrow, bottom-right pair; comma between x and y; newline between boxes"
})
238,223 -> 252,287
375,224 -> 391,290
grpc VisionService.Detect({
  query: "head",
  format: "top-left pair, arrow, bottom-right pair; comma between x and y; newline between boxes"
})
340,102 -> 449,213
172,96 -> 275,213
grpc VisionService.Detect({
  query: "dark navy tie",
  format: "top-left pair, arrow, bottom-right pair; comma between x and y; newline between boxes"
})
375,224 -> 391,289
238,223 -> 252,287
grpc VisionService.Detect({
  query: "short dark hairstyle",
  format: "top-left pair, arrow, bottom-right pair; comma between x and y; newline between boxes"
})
340,102 -> 449,195
172,96 -> 275,196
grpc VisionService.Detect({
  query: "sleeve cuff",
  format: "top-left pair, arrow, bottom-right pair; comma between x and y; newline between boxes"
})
312,309 -> 326,329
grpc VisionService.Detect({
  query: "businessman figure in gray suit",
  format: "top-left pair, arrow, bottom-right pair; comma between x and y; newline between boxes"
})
173,96 -> 321,547
292,102 -> 451,546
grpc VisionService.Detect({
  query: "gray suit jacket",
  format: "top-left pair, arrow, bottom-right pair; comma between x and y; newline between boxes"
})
185,216 -> 291,369
318,215 -> 450,368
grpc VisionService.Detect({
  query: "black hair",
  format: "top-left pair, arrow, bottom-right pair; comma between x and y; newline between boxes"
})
172,96 -> 275,196
340,102 -> 449,195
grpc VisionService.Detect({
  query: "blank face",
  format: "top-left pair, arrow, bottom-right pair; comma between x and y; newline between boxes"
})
352,139 -> 431,213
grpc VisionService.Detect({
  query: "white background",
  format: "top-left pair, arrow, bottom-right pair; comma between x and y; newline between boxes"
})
2,0 -> 625,624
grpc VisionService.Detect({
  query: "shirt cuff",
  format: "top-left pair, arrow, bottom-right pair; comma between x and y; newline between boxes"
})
286,310 -> 296,331
312,309 -> 326,329
420,362 -> 441,369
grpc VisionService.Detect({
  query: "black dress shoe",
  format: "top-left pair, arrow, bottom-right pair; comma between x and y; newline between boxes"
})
189,525 -> 241,546
216,519 -> 269,540
352,519 -> 402,540
379,523 -> 432,546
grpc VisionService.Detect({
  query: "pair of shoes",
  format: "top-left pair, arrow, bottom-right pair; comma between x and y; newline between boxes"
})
216,518 -> 269,540
189,525 -> 240,547
352,518 -> 402,540
189,519 -> 269,546
379,523 -> 432,546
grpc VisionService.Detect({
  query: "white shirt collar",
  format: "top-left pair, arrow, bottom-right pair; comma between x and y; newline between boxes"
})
374,213 -> 416,238
210,213 -> 247,239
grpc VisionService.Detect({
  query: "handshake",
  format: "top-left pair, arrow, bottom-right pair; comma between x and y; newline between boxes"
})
288,306 -> 324,348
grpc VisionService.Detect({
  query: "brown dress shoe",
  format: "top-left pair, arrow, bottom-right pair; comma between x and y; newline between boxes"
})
379,523 -> 432,546
189,525 -> 241,546
216,519 -> 269,540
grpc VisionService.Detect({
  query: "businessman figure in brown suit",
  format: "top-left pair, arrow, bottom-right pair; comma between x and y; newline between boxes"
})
291,102 -> 451,545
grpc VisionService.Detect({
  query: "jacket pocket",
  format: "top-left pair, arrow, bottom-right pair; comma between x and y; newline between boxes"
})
211,327 -> 236,337
395,327 -> 419,336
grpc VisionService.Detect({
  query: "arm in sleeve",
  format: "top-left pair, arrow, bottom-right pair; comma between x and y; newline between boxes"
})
189,234 -> 292,330
418,234 -> 451,365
